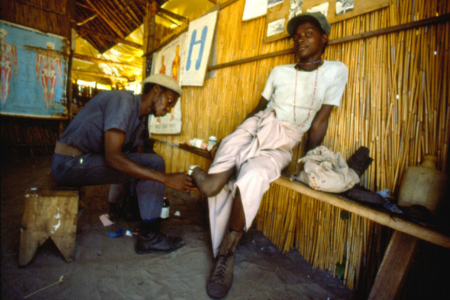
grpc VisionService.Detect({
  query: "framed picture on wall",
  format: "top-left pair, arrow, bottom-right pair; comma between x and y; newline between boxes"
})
0,20 -> 68,119
242,0 -> 268,21
264,0 -> 389,43
149,32 -> 187,135
181,10 -> 219,87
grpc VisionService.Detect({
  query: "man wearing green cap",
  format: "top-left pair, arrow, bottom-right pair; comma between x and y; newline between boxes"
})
190,12 -> 348,299
51,73 -> 193,254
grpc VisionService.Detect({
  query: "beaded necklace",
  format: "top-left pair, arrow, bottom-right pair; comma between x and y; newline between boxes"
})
293,65 -> 320,128
295,59 -> 323,67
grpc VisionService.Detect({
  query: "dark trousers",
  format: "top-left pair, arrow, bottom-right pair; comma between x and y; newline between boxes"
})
51,152 -> 165,221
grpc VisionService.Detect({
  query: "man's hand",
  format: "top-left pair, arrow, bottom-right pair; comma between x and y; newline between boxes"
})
164,173 -> 194,193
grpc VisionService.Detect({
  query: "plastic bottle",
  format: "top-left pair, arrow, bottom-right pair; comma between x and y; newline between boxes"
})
160,197 -> 170,219
397,155 -> 448,214
207,136 -> 217,151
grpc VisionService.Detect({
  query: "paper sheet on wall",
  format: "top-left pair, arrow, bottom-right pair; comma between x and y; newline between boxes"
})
242,0 -> 268,21
181,10 -> 218,87
149,33 -> 187,134
306,2 -> 330,16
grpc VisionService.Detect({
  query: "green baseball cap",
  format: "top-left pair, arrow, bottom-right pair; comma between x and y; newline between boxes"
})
287,12 -> 331,36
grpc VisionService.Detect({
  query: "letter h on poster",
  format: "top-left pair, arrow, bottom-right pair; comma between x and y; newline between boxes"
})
181,10 -> 218,87
186,27 -> 207,71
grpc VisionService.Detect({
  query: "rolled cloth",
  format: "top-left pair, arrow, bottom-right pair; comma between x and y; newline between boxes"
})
208,109 -> 304,257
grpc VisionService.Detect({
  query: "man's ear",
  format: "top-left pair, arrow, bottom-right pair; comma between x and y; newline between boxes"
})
321,33 -> 328,45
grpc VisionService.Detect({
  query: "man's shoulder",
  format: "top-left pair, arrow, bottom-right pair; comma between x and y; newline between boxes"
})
90,90 -> 135,105
272,64 -> 296,72
270,64 -> 296,79
323,60 -> 348,72
94,90 -> 134,98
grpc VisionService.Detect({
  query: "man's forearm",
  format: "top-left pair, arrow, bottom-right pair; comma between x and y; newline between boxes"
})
306,105 -> 334,152
306,122 -> 328,151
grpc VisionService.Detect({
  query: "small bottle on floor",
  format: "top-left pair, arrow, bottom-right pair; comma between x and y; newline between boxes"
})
160,197 -> 170,220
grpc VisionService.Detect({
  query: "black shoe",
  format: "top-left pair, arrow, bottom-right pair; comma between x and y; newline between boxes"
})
135,221 -> 185,254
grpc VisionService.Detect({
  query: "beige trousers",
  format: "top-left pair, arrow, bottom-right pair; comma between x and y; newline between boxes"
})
208,110 -> 303,257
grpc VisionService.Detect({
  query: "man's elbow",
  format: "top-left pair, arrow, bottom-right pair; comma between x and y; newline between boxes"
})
105,153 -> 119,169
310,120 -> 328,135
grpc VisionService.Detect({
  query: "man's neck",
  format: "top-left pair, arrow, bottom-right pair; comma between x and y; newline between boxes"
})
295,60 -> 324,71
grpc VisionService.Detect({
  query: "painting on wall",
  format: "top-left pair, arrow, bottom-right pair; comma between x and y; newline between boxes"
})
149,32 -> 187,135
0,21 -> 68,119
264,0 -> 389,43
181,10 -> 218,87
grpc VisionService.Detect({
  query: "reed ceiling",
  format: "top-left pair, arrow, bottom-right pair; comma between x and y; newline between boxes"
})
74,0 -> 167,53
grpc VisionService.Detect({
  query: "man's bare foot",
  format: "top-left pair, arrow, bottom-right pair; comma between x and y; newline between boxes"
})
190,166 -> 235,197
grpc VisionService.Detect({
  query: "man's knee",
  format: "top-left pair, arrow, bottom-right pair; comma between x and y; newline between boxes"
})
145,154 -> 165,172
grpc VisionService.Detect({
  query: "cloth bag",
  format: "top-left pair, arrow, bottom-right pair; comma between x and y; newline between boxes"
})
296,146 -> 359,193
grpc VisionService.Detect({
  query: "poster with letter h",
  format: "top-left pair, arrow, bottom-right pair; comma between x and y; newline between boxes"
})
181,10 -> 218,87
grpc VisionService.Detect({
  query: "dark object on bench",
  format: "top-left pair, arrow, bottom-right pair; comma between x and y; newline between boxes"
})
342,147 -> 385,204
346,146 -> 373,177
343,184 -> 385,205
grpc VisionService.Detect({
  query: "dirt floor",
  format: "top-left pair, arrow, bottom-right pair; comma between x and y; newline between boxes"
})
1,156 -> 354,300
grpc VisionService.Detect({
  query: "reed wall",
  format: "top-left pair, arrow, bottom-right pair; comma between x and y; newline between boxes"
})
0,0 -> 71,157
0,0 -> 71,38
148,0 -> 450,294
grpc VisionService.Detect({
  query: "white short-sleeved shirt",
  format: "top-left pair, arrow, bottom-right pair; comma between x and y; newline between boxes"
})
262,60 -> 348,132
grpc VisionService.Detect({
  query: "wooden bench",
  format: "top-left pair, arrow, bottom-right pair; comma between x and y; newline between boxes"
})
158,139 -> 450,299
19,174 -> 81,267
273,178 -> 450,299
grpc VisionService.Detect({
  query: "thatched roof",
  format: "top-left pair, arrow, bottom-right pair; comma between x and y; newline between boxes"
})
74,0 -> 167,53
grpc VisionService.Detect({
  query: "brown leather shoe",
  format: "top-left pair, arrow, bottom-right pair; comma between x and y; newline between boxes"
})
206,230 -> 243,299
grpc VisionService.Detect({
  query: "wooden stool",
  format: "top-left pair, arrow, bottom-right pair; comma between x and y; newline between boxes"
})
19,178 -> 80,267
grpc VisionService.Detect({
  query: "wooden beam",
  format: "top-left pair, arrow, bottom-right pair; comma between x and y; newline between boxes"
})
73,53 -> 140,68
274,178 -> 450,249
76,14 -> 97,26
368,231 -> 419,300
159,8 -> 188,22
73,70 -> 131,81
76,2 -> 95,11
76,27 -> 143,50
16,0 -> 66,15
85,0 -> 125,39
157,12 -> 181,26
208,49 -> 293,71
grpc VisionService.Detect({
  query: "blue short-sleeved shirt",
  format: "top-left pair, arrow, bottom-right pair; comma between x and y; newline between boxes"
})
59,90 -> 144,154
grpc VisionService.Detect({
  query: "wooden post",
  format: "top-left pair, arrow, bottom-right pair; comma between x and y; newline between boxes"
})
368,231 -> 419,299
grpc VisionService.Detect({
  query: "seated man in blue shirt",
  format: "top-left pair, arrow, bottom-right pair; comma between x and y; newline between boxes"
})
51,74 -> 193,254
